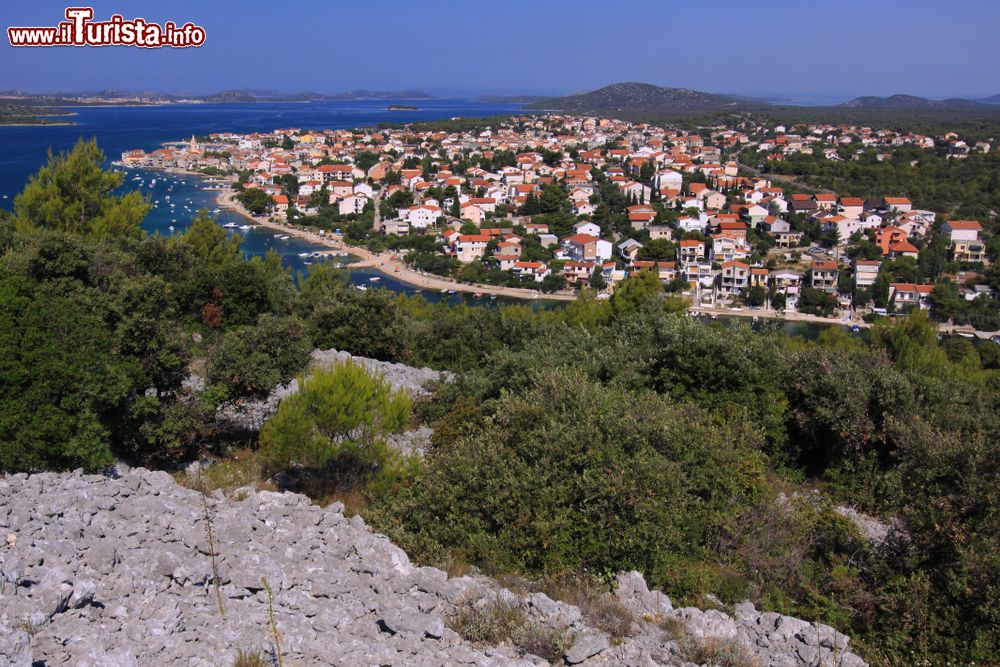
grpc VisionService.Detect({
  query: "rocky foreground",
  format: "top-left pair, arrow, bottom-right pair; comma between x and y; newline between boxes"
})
0,470 -> 867,667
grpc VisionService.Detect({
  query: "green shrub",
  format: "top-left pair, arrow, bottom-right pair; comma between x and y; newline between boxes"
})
259,361 -> 411,484
209,314 -> 312,398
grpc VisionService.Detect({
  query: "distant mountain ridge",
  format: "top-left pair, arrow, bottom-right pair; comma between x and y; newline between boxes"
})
327,89 -> 435,100
980,93 -> 1000,105
474,94 -> 549,105
526,82 -> 761,113
840,94 -> 989,109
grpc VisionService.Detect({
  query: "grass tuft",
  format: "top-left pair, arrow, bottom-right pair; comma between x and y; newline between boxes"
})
676,634 -> 761,667
540,572 -> 636,639
232,649 -> 269,667
448,593 -> 574,662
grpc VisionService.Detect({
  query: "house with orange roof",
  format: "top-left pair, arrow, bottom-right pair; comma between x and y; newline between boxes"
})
838,197 -> 865,220
889,283 -> 933,310
887,239 -> 919,260
810,260 -> 839,291
720,261 -> 751,293
561,233 -> 612,262
459,202 -> 483,226
404,204 -> 443,230
854,260 -> 882,288
271,194 -> 289,213
455,234 -> 491,263
875,226 -> 908,256
513,261 -> 551,283
882,197 -> 913,213
630,260 -> 677,283
678,239 -> 706,263
561,260 -> 597,286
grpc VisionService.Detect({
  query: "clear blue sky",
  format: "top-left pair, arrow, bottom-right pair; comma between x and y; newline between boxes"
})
2,0 -> 999,99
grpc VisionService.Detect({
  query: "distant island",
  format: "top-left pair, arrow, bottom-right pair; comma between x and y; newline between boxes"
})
840,94 -> 990,110
0,100 -> 76,126
0,88 -> 439,107
526,82 -> 763,114
387,104 -> 418,111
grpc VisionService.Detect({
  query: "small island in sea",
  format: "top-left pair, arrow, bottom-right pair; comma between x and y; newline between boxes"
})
387,104 -> 418,111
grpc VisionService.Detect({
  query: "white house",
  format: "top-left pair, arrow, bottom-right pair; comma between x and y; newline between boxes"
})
455,234 -> 490,263
572,221 -> 602,237
677,214 -> 709,233
338,194 -> 368,216
656,170 -> 683,190
404,204 -> 443,230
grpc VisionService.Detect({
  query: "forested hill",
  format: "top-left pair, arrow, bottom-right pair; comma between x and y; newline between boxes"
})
840,94 -> 989,109
527,82 -> 761,113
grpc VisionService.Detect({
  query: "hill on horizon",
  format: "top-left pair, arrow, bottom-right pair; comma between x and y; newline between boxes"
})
840,94 -> 989,110
526,82 -> 761,114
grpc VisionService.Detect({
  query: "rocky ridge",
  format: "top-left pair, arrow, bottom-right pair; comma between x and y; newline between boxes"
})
0,470 -> 867,667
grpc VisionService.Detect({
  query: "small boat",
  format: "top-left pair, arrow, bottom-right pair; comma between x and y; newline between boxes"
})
851,324 -> 861,333
223,222 -> 239,229
168,225 -> 175,231
355,284 -> 368,291
473,292 -> 483,298
369,276 -> 381,282
239,225 -> 252,231
298,252 -> 311,257
446,289 -> 457,295
1,195 -> 8,199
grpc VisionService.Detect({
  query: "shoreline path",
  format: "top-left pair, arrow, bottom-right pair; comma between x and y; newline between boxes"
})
215,186 -> 577,301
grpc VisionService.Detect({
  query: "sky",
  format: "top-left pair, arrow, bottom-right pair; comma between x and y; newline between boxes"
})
2,0 -> 999,100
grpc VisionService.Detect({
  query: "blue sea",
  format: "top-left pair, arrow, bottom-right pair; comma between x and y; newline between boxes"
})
0,99 -> 526,304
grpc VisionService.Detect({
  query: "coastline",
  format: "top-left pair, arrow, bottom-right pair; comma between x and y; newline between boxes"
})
212,184 -> 578,301
0,121 -> 75,127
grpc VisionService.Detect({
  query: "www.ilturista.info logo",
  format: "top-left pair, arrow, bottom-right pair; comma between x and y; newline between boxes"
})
7,7 -> 206,48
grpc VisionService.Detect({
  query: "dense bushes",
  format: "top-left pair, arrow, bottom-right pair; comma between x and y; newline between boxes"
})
371,370 -> 767,579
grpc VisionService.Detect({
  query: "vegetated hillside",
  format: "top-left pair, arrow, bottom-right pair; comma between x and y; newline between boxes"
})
840,94 -> 988,109
3,139 -> 1000,667
474,95 -> 549,104
0,100 -> 73,124
198,89 -> 258,103
527,82 -> 760,113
